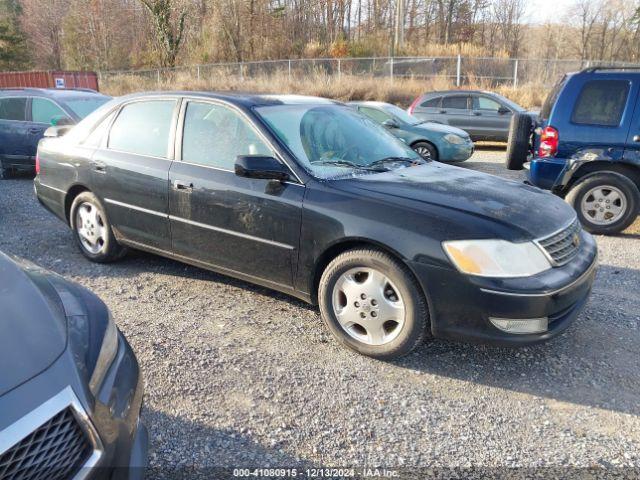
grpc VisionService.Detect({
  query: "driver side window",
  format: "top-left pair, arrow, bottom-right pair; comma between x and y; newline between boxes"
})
182,101 -> 272,170
359,107 -> 392,124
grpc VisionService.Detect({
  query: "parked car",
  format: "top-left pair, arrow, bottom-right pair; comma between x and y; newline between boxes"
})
35,93 -> 597,359
407,90 -> 536,142
0,251 -> 147,479
348,101 -> 474,162
506,67 -> 640,235
0,88 -> 111,178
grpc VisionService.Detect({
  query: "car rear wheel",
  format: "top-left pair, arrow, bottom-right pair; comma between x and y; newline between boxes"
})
505,113 -> 533,170
412,142 -> 438,161
566,172 -> 640,234
318,248 -> 429,359
70,191 -> 127,262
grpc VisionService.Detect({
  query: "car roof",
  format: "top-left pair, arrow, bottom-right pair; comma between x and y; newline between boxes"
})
420,90 -> 496,97
0,88 -> 108,99
116,91 -> 343,108
347,101 -> 393,108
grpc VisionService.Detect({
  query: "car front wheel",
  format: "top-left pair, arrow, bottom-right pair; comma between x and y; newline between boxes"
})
318,248 -> 429,359
566,172 -> 640,234
70,191 -> 127,262
412,142 -> 438,161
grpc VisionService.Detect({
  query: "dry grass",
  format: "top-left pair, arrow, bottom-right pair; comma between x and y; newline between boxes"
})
102,71 -> 550,109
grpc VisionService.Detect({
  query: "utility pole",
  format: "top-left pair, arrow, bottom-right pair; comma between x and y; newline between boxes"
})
394,0 -> 404,53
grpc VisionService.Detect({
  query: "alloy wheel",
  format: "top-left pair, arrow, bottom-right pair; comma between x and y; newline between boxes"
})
580,185 -> 627,225
414,146 -> 432,159
75,202 -> 108,254
331,267 -> 406,346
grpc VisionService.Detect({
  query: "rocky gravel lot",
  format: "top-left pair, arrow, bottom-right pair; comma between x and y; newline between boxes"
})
1,148 -> 639,479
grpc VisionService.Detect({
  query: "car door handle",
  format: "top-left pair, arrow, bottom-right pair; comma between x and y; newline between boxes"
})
473,111 -> 482,116
92,161 -> 106,173
173,180 -> 193,191
439,110 -> 447,114
28,128 -> 41,134
633,135 -> 640,142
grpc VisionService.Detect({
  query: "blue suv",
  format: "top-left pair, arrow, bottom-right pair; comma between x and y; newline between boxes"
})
0,88 -> 110,178
506,67 -> 640,234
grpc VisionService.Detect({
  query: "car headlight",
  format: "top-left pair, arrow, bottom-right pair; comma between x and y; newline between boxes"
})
443,133 -> 466,144
88,311 -> 119,395
443,239 -> 551,277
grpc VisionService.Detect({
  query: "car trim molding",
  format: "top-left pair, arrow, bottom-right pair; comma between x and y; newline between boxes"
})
168,215 -> 295,250
104,198 -> 295,250
0,386 -> 105,479
104,198 -> 169,218
37,182 -> 66,194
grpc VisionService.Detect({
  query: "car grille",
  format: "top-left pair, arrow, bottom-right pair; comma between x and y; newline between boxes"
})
536,219 -> 582,266
0,408 -> 92,480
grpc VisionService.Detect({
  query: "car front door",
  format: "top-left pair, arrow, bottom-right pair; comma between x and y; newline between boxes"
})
27,97 -> 73,156
168,99 -> 304,287
441,95 -> 472,132
470,95 -> 512,141
0,97 -> 30,168
90,98 -> 178,251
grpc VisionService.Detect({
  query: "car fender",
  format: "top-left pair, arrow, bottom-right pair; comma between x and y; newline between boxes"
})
551,149 -> 640,195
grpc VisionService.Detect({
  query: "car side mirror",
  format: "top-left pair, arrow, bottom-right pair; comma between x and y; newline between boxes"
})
497,106 -> 511,115
235,155 -> 290,181
51,115 -> 74,126
382,119 -> 399,128
44,125 -> 73,138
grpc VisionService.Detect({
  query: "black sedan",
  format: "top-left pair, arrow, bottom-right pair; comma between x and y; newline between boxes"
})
0,252 -> 147,478
35,92 -> 597,359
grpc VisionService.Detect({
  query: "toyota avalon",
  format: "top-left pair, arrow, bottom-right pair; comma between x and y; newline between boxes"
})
34,93 -> 597,359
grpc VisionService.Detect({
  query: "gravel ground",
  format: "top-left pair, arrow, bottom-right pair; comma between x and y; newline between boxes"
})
1,148 -> 639,479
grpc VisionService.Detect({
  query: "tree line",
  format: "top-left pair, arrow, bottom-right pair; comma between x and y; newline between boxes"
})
1,0 -> 639,72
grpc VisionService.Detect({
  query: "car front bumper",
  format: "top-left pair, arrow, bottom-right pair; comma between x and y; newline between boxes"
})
440,140 -> 475,162
0,332 -> 147,480
409,231 -> 597,346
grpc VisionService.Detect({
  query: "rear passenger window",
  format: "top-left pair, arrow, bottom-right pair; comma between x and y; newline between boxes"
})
83,111 -> 116,147
442,96 -> 469,110
571,80 -> 629,127
32,98 -> 67,124
0,97 -> 27,121
359,107 -> 392,124
108,100 -> 176,157
420,97 -> 441,108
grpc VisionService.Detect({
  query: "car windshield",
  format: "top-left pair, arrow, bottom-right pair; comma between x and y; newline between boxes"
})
255,104 -> 423,179
382,104 -> 422,125
62,96 -> 110,118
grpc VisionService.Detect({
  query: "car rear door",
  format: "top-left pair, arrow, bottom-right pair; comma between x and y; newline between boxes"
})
440,94 -> 472,132
168,99 -> 304,287
0,96 -> 30,167
90,97 -> 178,251
411,95 -> 442,123
470,94 -> 512,141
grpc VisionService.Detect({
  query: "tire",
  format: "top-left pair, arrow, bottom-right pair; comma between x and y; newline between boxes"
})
70,191 -> 127,262
412,142 -> 438,161
565,172 -> 640,235
505,113 -> 533,171
318,248 -> 429,359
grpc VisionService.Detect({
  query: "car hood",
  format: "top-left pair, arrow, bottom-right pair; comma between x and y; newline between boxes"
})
410,121 -> 469,138
332,162 -> 576,239
0,254 -> 67,396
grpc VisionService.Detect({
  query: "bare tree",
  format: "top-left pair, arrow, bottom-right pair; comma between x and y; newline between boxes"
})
140,0 -> 187,67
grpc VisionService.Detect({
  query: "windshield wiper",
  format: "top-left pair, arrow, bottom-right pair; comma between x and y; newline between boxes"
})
311,160 -> 389,172
369,157 -> 425,168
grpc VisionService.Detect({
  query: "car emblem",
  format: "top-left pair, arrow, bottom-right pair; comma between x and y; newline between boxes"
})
572,233 -> 580,247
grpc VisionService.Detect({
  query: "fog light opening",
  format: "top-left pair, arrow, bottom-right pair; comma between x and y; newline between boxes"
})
489,317 -> 548,334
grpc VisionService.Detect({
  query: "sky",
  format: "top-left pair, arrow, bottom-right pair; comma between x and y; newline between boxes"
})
524,0 -> 574,24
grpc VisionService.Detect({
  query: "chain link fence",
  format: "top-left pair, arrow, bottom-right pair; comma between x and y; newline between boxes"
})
99,56 -> 640,91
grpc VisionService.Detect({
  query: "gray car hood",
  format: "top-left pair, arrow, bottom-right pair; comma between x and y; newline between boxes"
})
0,254 -> 67,396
